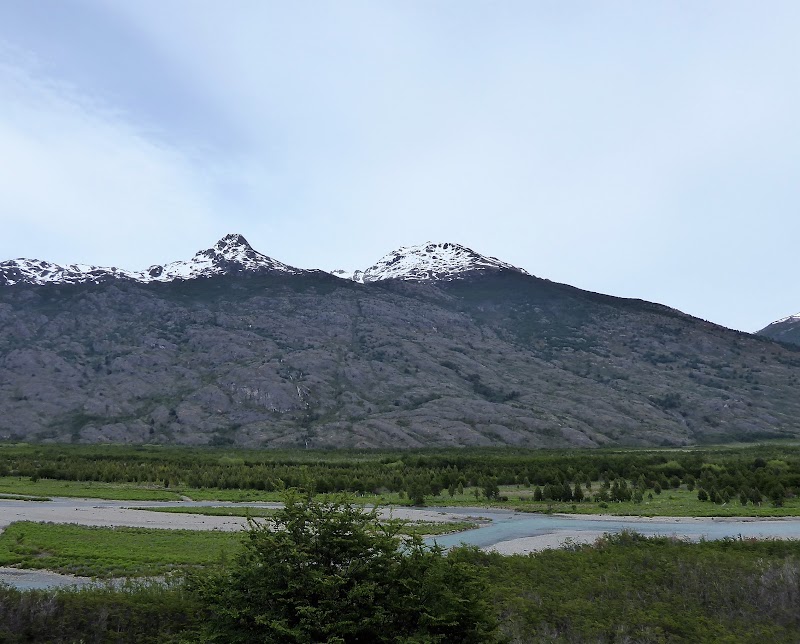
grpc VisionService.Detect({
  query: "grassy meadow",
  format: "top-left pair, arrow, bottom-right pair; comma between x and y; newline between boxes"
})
0,517 -> 479,579
0,522 -> 240,578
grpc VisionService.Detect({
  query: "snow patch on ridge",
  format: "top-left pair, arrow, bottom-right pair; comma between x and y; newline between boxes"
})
329,269 -> 365,283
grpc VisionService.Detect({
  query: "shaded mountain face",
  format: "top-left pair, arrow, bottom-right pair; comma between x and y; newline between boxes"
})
1,260 -> 799,448
758,313 -> 800,347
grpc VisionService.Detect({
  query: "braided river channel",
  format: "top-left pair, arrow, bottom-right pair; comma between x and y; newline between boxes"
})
2,498 -> 800,589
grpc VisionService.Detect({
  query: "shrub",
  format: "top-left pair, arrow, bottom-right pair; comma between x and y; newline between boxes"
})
188,493 -> 501,643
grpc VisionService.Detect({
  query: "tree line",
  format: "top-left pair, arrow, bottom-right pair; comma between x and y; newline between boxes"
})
0,443 -> 798,505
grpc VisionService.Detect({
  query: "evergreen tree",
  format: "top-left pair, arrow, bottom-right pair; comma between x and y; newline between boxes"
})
408,480 -> 426,507
770,483 -> 786,507
482,477 -> 500,501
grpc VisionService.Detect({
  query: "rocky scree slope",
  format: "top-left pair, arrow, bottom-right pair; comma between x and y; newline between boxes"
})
1,237 -> 800,448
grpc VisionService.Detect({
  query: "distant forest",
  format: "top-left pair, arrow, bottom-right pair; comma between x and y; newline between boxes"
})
2,443 -> 798,507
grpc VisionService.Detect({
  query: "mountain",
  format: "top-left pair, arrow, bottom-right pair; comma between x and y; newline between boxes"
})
0,234 -> 303,286
331,242 -> 529,284
1,236 -> 800,448
758,313 -> 800,347
3,237 -> 525,288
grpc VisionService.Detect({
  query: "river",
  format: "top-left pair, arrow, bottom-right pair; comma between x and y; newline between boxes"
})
2,498 -> 800,589
424,506 -> 800,552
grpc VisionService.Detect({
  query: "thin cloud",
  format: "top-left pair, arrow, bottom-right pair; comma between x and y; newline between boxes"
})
0,52 -> 227,268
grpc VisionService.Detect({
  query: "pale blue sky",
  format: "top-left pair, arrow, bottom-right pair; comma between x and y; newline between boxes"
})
1,1 -> 798,332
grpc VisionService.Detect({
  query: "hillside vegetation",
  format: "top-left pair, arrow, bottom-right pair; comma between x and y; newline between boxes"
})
1,270 -> 799,447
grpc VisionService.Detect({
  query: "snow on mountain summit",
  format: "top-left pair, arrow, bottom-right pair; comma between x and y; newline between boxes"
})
0,234 -> 302,286
757,310 -> 800,346
355,242 -> 529,283
159,233 -> 301,280
1,236 -> 527,287
772,311 -> 800,325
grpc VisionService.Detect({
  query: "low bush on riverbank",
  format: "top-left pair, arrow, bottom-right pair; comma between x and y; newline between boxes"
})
476,532 -> 800,642
0,493 -> 51,502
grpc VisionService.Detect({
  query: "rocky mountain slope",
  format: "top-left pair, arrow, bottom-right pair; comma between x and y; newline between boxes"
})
1,236 -> 800,448
758,313 -> 800,347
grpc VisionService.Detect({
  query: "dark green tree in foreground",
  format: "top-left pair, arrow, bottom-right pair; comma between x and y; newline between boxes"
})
189,493 -> 500,643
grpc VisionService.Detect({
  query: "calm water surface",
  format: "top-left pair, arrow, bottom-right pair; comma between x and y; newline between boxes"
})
425,506 -> 800,549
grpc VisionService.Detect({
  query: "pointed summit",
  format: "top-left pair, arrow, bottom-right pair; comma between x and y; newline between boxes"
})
357,242 -> 529,283
194,233 -> 262,264
156,233 -> 301,279
212,233 -> 254,252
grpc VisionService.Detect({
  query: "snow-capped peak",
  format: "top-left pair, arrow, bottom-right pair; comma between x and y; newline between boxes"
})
771,312 -> 800,325
348,242 -> 528,283
164,233 -> 300,279
0,234 -> 302,286
2,237 -> 528,288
